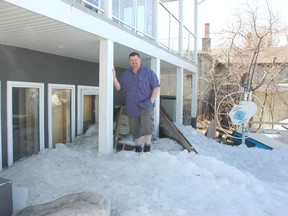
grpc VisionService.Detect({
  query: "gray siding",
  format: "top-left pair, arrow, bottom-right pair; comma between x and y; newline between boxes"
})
0,45 -> 100,167
0,44 -> 99,84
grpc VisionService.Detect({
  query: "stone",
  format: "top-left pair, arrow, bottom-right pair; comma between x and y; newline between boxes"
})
12,192 -> 111,216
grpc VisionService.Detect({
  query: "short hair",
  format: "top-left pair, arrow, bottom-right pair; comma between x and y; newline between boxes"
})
129,52 -> 141,59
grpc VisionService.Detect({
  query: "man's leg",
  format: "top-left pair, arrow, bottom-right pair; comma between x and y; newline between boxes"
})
134,137 -> 142,145
134,137 -> 142,152
143,135 -> 152,152
129,116 -> 142,152
140,106 -> 154,152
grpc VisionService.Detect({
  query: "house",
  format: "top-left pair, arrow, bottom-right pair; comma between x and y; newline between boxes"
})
0,0 -> 199,169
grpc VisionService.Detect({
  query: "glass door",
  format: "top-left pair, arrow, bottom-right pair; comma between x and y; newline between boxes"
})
77,86 -> 99,135
83,95 -> 97,133
0,81 -> 2,170
7,81 -> 44,166
48,84 -> 75,148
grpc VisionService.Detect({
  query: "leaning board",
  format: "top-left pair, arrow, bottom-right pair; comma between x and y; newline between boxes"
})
160,106 -> 198,154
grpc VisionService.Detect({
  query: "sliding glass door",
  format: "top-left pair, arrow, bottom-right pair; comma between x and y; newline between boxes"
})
48,84 -> 75,148
0,81 -> 2,169
77,86 -> 99,135
7,81 -> 44,166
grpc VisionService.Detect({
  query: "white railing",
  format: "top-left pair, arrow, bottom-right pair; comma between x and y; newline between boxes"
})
112,16 -> 156,40
76,0 -> 105,13
249,121 -> 288,135
158,2 -> 195,61
68,0 -> 195,62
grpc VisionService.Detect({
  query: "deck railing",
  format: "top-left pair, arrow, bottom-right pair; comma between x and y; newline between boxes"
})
158,2 -> 195,61
71,0 -> 195,62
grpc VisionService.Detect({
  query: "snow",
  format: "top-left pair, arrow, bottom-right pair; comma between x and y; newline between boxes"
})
1,125 -> 288,216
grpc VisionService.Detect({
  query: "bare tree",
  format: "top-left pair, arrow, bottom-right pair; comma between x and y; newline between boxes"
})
198,0 -> 288,129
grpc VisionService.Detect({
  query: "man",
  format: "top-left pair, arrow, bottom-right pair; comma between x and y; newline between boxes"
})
113,52 -> 160,152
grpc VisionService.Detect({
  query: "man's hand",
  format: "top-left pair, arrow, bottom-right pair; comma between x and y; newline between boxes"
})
112,67 -> 116,77
112,66 -> 121,91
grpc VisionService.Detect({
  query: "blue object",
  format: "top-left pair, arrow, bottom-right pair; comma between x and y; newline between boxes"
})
234,109 -> 246,121
232,131 -> 272,150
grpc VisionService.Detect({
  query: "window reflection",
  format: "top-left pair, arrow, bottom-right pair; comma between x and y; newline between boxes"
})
12,88 -> 39,162
83,95 -> 99,134
52,89 -> 72,147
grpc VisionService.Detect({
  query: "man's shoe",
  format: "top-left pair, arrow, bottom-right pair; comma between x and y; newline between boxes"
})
135,146 -> 143,153
143,145 -> 151,152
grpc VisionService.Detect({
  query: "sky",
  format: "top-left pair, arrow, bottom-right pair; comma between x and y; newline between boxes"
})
1,124 -> 288,215
164,0 -> 288,48
198,0 -> 288,45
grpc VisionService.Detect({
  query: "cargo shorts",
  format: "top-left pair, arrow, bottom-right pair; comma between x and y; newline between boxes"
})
129,105 -> 154,139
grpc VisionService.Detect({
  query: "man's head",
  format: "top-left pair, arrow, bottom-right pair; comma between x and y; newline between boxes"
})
129,52 -> 141,72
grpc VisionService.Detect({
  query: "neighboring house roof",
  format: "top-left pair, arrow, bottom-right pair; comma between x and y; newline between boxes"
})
211,45 -> 288,65
277,83 -> 288,91
257,45 -> 288,64
202,46 -> 288,92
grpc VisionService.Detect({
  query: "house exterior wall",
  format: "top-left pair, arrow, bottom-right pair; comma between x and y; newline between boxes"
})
0,44 -> 101,167
0,45 -> 99,85
160,73 -> 193,123
0,0 -> 198,168
255,91 -> 288,123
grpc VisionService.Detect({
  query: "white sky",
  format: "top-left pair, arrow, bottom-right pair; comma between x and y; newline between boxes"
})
1,124 -> 288,215
164,0 -> 288,48
198,0 -> 288,43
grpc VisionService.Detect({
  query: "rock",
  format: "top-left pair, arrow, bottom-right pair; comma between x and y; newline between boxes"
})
12,192 -> 111,216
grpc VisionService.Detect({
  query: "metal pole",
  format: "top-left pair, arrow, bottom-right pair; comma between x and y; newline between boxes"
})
241,80 -> 249,145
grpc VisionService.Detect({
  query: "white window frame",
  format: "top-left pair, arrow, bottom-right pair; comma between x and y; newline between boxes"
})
48,84 -> 76,148
7,81 -> 45,166
0,81 -> 2,170
77,85 -> 99,135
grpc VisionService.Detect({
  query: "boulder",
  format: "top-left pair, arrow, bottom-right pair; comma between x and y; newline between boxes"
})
12,192 -> 111,216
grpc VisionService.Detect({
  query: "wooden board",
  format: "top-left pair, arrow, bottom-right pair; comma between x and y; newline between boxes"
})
114,106 -> 198,154
160,106 -> 198,154
114,106 -> 134,150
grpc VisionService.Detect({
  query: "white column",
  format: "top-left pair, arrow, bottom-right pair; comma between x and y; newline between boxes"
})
178,0 -> 184,56
191,72 -> 198,128
99,39 -> 114,154
191,0 -> 198,128
194,0 -> 198,64
103,0 -> 113,19
176,67 -> 184,124
150,57 -> 160,138
153,0 -> 160,43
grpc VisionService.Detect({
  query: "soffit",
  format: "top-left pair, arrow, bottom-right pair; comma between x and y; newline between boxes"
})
0,1 -> 178,70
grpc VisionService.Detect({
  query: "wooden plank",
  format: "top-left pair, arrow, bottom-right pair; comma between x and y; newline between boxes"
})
114,106 -> 133,150
160,106 -> 198,154
114,106 -> 198,154
114,106 -> 123,149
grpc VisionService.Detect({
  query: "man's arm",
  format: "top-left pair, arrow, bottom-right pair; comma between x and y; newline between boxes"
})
113,67 -> 121,91
150,86 -> 160,103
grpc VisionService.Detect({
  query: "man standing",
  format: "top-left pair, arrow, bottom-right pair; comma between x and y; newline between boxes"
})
113,52 -> 160,152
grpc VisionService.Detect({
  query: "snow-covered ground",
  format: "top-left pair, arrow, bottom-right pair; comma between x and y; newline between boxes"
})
1,125 -> 288,216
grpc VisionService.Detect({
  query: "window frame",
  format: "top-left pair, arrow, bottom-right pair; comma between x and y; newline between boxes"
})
7,81 -> 45,166
0,81 -> 2,170
48,84 -> 76,148
77,85 -> 99,135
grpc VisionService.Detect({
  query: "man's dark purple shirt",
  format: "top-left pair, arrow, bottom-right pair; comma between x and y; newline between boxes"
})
119,66 -> 160,116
